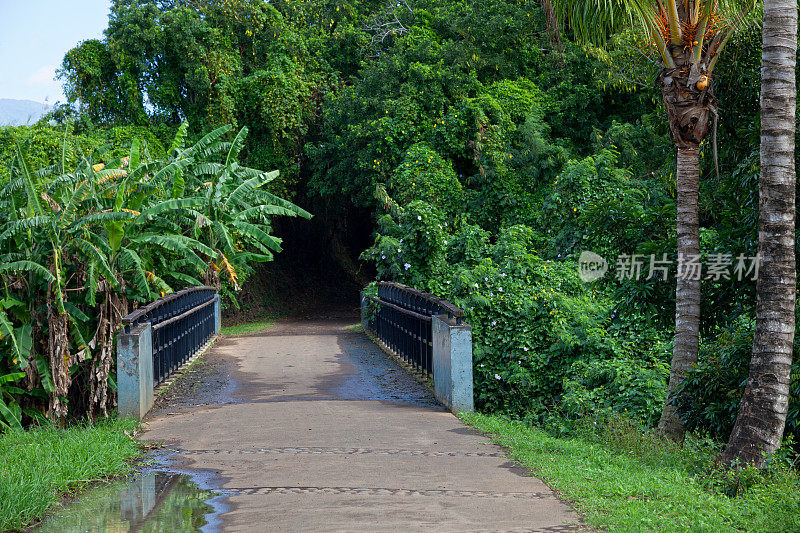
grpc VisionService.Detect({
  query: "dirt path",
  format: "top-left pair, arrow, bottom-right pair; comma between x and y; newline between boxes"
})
143,319 -> 581,532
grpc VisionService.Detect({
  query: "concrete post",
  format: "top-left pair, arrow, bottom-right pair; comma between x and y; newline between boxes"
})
432,314 -> 474,414
117,323 -> 154,420
360,291 -> 368,330
213,297 -> 221,335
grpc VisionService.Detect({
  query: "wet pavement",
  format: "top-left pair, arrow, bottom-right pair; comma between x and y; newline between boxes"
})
38,319 -> 581,532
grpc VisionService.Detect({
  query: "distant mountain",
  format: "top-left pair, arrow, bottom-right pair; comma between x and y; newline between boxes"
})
0,99 -> 50,126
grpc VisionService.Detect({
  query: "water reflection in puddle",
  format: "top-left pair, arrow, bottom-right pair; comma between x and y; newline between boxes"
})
35,471 -> 225,532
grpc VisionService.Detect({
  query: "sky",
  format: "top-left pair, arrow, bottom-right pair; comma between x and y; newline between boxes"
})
0,0 -> 112,104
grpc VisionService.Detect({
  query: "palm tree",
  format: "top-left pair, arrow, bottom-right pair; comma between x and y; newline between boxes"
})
718,0 -> 796,467
550,0 -> 753,440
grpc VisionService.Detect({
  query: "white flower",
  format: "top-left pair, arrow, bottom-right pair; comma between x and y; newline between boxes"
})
484,277 -> 489,281
404,263 -> 411,270
523,347 -> 529,352
381,255 -> 386,259
498,287 -> 503,292
494,374 -> 501,380
397,248 -> 402,253
417,215 -> 422,220
491,321 -> 497,326
399,239 -> 403,243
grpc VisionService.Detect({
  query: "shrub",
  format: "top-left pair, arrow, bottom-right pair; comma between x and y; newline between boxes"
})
390,144 -> 463,215
674,316 -> 800,443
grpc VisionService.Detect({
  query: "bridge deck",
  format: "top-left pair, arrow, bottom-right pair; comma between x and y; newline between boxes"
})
143,320 -> 580,532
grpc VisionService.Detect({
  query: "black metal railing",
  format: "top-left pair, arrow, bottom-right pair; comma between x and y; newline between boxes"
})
364,282 -> 464,377
122,286 -> 218,385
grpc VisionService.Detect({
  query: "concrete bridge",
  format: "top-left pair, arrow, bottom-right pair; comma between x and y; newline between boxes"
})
143,319 -> 580,532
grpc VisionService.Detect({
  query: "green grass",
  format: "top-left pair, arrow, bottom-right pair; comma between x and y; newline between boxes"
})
462,412 -> 800,532
220,319 -> 274,335
0,418 -> 144,531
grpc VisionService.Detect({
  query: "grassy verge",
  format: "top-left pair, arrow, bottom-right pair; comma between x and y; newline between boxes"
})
220,319 -> 274,336
0,418 -> 144,531
462,412 -> 800,532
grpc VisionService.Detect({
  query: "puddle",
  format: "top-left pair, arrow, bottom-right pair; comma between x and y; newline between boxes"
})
35,471 -> 227,532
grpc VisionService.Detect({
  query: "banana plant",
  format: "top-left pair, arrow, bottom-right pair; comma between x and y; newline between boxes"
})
0,123 -> 311,424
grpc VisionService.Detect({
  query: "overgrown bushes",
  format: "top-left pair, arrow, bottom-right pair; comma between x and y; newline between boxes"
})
675,317 -> 800,443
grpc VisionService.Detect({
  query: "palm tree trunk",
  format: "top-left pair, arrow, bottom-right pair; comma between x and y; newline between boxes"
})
658,148 -> 701,442
656,65 -> 714,442
719,0 -> 797,467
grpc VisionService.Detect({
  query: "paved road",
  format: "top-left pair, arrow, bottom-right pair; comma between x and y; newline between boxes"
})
143,320 -> 580,532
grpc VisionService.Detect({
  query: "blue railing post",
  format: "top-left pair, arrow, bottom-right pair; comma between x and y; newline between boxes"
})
432,314 -> 474,413
117,322 -> 154,419
119,287 -> 220,417
214,297 -> 221,335
362,282 -> 472,414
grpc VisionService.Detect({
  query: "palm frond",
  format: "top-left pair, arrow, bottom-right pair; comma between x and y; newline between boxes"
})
0,260 -> 56,283
232,220 -> 284,252
225,127 -> 249,170
0,310 -> 25,365
139,197 -> 208,218
117,246 -> 151,300
183,124 -> 233,160
72,210 -> 137,228
0,215 -> 54,242
72,238 -> 118,287
14,143 -> 44,216
130,233 -> 216,258
225,170 -> 280,207
169,122 -> 190,157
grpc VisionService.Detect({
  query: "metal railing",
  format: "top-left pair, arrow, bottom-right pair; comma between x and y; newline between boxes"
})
122,286 -> 218,385
364,282 -> 464,378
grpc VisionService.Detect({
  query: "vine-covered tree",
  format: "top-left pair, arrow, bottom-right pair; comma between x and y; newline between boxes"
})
58,0 -> 317,188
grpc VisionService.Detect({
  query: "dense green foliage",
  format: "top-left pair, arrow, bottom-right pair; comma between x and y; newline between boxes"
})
4,0 -> 798,449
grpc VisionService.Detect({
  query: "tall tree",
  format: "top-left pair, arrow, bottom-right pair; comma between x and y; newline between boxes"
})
719,0 -> 796,466
550,0 -> 753,441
